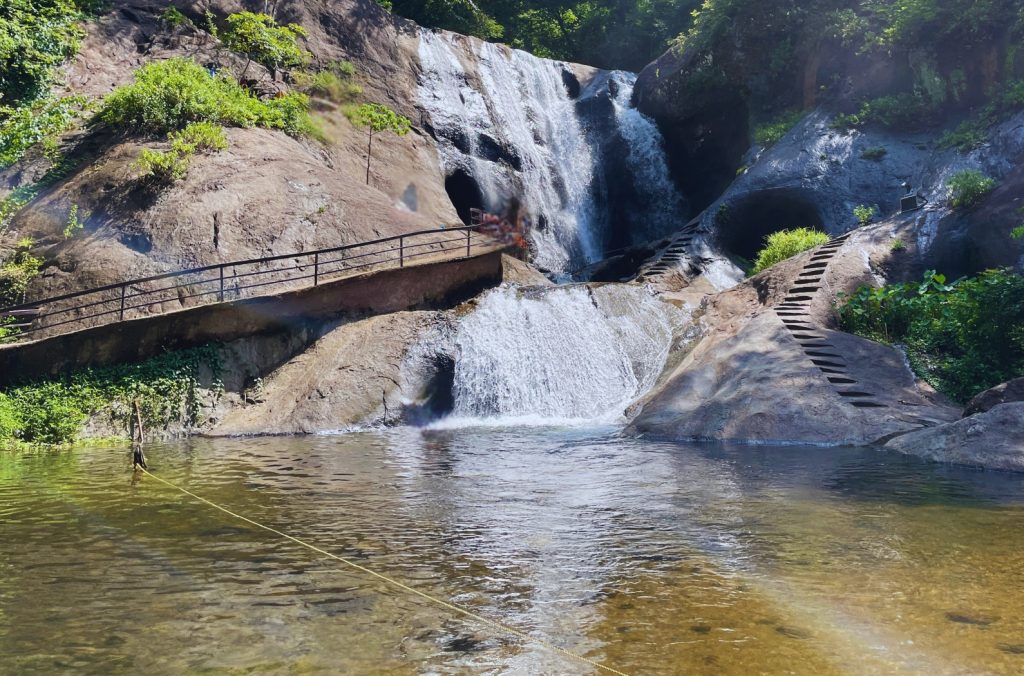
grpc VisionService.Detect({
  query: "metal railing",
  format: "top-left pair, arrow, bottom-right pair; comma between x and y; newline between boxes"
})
0,226 -> 497,342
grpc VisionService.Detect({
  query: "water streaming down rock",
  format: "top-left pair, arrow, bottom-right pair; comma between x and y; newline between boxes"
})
416,30 -> 685,276
443,284 -> 689,424
606,71 -> 686,241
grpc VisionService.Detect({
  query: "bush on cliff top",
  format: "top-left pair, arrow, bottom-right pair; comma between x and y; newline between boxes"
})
750,227 -> 829,275
98,58 -> 314,136
839,269 -> 1024,403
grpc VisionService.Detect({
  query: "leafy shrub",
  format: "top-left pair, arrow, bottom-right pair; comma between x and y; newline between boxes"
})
860,146 -> 887,160
136,148 -> 189,183
1012,225 -> 1024,240
223,11 -> 309,77
170,121 -> 228,152
890,238 -> 906,251
0,0 -> 90,106
833,92 -> 941,130
135,121 -> 228,185
754,111 -> 803,147
98,58 -> 314,136
293,62 -> 362,104
939,119 -> 987,151
0,96 -> 88,167
0,239 -> 43,305
839,269 -> 1024,402
750,227 -> 830,275
853,204 -> 878,225
62,203 -> 85,238
159,6 -> 191,28
0,344 -> 222,445
947,169 -> 997,209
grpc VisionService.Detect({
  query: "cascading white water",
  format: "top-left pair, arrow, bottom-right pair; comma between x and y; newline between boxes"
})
417,30 -> 687,276
607,71 -> 687,241
442,285 -> 687,425
417,30 -> 603,275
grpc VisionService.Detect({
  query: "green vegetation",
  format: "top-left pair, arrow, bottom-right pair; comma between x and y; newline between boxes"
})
0,237 -> 42,306
0,1 -> 103,167
1012,225 -> 1024,240
349,103 -> 411,185
853,204 -> 878,225
839,269 -> 1024,402
0,344 -> 222,446
833,92 -> 942,130
222,11 -> 309,78
750,227 -> 830,275
860,146 -> 887,161
890,238 -> 906,251
0,95 -> 88,167
937,79 -> 1024,150
159,6 -> 191,28
380,1 -> 701,71
62,203 -> 85,238
135,121 -> 229,185
754,111 -> 803,148
293,61 -> 361,104
947,169 -> 997,209
0,0 -> 92,106
99,58 -> 314,137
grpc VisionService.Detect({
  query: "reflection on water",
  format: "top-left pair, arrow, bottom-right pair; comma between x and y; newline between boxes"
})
2,429 -> 1024,674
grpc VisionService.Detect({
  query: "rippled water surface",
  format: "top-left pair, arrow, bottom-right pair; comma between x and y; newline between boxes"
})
3,429 -> 1024,674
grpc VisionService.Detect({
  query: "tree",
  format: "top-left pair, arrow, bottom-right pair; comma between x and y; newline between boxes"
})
222,11 -> 309,79
349,103 -> 411,185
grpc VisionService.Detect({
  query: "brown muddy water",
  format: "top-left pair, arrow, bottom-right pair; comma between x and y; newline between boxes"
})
2,427 -> 1024,674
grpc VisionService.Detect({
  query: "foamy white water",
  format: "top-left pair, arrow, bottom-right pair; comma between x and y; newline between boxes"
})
444,285 -> 687,424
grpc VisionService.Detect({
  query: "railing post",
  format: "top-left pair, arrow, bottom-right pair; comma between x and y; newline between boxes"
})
466,229 -> 471,257
219,265 -> 225,302
119,284 -> 126,321
399,236 -> 405,268
314,252 -> 319,286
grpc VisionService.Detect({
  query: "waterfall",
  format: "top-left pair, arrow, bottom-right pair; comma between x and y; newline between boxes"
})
440,285 -> 688,425
417,30 -> 603,276
606,71 -> 687,241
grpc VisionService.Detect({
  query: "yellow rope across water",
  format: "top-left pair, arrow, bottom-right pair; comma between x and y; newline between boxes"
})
139,467 -> 630,676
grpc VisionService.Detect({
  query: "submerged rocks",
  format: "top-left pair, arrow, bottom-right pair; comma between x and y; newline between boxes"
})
885,403 -> 1024,472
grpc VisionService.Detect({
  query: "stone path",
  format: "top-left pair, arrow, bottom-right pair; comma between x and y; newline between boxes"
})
635,218 -> 704,282
773,232 -> 888,409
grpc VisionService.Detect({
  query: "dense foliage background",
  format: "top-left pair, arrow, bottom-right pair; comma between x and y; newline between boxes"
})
383,1 -> 1024,92
378,0 -> 701,71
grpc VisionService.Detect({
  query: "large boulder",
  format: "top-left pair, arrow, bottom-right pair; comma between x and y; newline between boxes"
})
213,311 -> 443,435
629,312 -> 958,445
885,403 -> 1024,472
964,378 -> 1024,417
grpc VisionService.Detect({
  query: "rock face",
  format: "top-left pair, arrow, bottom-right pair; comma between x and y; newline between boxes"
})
629,312 -> 958,445
886,404 -> 1024,471
213,311 -> 444,435
2,0 -> 461,303
964,378 -> 1024,417
629,217 -> 961,445
694,109 -> 1024,281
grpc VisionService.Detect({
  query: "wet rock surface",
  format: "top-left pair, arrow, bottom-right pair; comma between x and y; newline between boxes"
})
885,403 -> 1024,472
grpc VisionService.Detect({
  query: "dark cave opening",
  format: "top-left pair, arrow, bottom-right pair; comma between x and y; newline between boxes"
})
445,169 -> 485,224
715,190 -> 825,261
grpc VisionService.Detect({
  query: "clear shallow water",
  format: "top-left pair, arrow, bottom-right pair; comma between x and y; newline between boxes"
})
3,428 -> 1024,674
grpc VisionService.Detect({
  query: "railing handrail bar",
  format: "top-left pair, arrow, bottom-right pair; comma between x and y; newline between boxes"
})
0,225 -> 481,314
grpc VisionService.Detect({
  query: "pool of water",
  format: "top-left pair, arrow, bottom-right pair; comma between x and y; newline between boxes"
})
2,428 -> 1024,674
